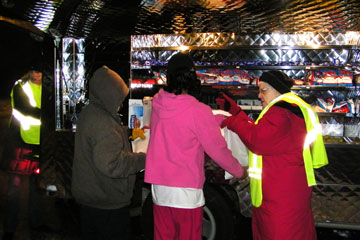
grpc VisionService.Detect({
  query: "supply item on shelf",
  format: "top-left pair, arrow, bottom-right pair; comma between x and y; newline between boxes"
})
344,118 -> 360,138
306,68 -> 353,86
128,97 -> 153,129
315,94 -> 336,112
321,117 -> 344,137
333,100 -> 352,113
132,65 -> 358,89
320,115 -> 360,144
293,89 -> 359,115
128,99 -> 143,129
197,68 -> 253,85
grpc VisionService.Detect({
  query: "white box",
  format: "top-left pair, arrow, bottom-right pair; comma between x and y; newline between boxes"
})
128,99 -> 143,129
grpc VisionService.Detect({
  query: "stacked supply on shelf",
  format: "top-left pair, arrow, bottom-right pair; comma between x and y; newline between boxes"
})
295,88 -> 360,143
196,68 -> 253,85
306,68 -> 353,86
311,89 -> 359,114
321,117 -> 360,143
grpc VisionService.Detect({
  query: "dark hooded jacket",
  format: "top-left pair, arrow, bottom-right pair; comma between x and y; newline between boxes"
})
71,66 -> 145,209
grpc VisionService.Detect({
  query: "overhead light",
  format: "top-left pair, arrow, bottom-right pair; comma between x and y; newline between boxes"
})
179,45 -> 189,51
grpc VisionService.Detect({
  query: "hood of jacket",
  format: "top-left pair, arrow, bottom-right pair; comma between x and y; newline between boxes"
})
89,66 -> 129,116
152,89 -> 198,119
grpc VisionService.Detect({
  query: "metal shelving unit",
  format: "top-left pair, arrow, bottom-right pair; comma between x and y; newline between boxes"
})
130,32 -> 360,229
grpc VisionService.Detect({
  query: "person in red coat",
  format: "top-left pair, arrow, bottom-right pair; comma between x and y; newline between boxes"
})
221,70 -> 319,240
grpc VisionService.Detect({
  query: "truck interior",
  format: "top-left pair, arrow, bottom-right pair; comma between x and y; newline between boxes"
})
1,0 -> 360,239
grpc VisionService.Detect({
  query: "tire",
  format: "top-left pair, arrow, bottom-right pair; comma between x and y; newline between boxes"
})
203,183 -> 235,240
141,183 -> 235,240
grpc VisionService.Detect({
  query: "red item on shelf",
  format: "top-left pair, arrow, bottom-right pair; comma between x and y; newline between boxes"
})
131,79 -> 143,84
144,79 -> 156,84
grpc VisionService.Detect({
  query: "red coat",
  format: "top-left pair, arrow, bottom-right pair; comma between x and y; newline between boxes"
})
226,104 -> 317,240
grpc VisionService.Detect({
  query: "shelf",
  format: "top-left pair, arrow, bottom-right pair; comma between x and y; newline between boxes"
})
200,85 -> 356,91
131,65 -> 152,70
207,85 -> 258,89
227,108 -> 358,117
131,45 -> 356,51
130,83 -> 165,89
317,112 -> 357,117
132,64 -> 353,71
325,143 -> 360,148
291,85 -> 356,91
196,65 -> 306,70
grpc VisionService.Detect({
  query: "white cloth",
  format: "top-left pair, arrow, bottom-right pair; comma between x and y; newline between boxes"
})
151,184 -> 205,209
212,110 -> 249,179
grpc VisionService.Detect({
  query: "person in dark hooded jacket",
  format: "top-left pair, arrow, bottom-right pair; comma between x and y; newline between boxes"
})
71,66 -> 146,240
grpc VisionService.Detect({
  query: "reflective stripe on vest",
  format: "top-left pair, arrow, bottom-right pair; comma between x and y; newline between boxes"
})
11,80 -> 42,145
249,92 -> 328,207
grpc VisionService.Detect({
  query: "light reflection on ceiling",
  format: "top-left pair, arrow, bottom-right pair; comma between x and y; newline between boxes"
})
2,0 -> 360,42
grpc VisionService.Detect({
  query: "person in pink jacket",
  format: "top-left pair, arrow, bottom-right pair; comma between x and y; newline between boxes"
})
144,52 -> 244,240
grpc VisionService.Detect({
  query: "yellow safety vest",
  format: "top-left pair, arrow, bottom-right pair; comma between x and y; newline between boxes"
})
249,92 -> 328,207
11,80 -> 42,145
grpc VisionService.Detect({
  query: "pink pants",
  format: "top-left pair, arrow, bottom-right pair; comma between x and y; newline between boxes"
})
153,204 -> 203,240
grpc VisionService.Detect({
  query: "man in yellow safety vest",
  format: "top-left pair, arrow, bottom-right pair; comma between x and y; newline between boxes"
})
1,66 -> 48,240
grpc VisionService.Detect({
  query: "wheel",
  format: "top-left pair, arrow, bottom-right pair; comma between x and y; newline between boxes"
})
141,184 -> 235,240
203,183 -> 234,240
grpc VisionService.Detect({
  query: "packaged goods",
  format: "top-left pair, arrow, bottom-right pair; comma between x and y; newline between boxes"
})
322,69 -> 338,85
128,99 -> 143,129
218,69 -> 234,85
347,99 -> 355,114
316,96 -> 335,112
355,98 -> 360,114
307,69 -> 354,86
196,68 -> 251,85
332,100 -> 350,113
344,118 -> 360,138
143,96 -> 152,127
153,71 -> 166,84
293,79 -> 305,85
327,118 -> 344,137
231,69 -> 251,84
338,70 -> 353,86
196,69 -> 220,85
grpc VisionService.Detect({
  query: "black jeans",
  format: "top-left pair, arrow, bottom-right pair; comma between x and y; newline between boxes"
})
3,174 -> 44,233
80,204 -> 130,240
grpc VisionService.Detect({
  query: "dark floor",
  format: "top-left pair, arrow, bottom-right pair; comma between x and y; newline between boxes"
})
0,172 -> 148,240
0,172 -> 359,240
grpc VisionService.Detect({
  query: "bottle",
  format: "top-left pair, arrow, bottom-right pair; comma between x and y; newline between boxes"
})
143,96 -> 152,127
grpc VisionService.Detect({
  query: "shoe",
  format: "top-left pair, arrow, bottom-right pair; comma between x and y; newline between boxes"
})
2,232 -> 14,240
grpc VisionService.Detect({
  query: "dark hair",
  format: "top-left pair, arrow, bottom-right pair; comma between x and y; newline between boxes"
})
164,69 -> 201,98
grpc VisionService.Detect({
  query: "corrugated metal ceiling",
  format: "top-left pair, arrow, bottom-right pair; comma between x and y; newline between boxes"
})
1,0 -> 360,43
1,0 -> 360,95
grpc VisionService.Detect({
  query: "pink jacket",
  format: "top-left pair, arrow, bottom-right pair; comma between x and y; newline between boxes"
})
144,89 -> 243,189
